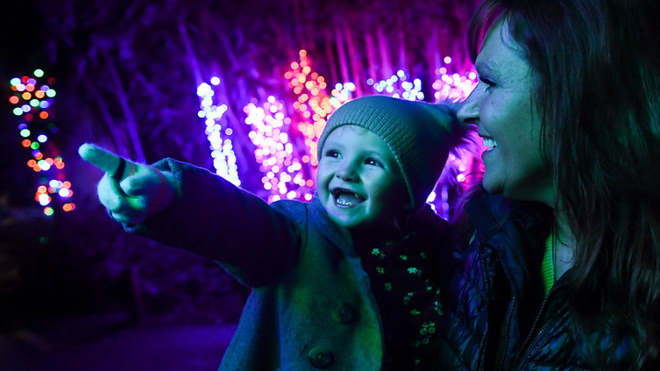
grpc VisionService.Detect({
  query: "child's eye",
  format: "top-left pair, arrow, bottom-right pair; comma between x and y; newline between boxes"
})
325,150 -> 340,158
365,158 -> 383,167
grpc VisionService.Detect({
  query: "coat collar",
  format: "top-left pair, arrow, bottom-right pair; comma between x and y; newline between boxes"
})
465,191 -> 553,296
309,195 -> 357,257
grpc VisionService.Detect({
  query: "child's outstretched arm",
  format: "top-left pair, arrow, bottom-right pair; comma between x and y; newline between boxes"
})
79,143 -> 178,227
79,143 -> 301,287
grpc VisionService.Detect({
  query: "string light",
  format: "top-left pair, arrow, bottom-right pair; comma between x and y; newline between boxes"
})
329,82 -> 356,108
8,69 -> 75,215
432,61 -> 478,102
367,70 -> 425,101
243,96 -> 314,203
196,79 -> 241,186
285,49 -> 345,176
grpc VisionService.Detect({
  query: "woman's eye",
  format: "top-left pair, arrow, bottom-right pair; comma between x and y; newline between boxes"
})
480,77 -> 495,92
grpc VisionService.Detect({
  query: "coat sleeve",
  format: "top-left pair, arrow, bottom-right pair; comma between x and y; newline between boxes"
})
128,158 -> 302,287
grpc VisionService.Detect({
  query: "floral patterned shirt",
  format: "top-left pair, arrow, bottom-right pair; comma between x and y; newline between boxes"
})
356,223 -> 447,370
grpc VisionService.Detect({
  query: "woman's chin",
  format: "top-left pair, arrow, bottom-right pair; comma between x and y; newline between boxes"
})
482,175 -> 503,195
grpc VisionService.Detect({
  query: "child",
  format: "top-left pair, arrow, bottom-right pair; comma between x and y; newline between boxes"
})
79,95 -> 466,370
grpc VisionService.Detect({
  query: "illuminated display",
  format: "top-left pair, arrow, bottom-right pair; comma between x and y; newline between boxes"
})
8,69 -> 75,215
196,79 -> 241,186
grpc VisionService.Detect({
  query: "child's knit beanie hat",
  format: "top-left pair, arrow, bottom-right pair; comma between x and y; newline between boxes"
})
317,95 -> 465,212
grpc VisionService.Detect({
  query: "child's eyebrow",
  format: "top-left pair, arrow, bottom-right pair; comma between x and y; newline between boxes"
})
322,140 -> 344,149
362,149 -> 387,158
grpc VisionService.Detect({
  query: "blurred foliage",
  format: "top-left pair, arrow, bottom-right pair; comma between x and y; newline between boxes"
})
0,0 -> 477,328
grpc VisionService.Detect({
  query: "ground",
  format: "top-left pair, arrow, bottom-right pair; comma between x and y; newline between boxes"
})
0,313 -> 236,371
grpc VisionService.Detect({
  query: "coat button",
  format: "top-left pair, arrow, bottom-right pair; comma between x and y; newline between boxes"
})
332,301 -> 357,324
308,346 -> 334,369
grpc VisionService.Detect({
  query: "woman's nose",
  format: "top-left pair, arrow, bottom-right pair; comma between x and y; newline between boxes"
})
456,91 -> 479,125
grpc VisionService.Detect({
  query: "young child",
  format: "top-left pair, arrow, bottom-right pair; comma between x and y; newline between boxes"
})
79,95 -> 466,370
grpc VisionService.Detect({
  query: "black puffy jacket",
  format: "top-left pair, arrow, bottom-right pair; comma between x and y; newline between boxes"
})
438,191 -> 600,370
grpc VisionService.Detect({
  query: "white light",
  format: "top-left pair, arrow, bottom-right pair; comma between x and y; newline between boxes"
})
39,194 -> 51,206
196,83 -> 212,97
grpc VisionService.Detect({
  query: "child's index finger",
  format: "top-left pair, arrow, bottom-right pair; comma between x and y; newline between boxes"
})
78,143 -> 124,176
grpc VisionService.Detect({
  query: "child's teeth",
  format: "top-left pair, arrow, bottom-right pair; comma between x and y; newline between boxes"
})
335,191 -> 363,206
337,198 -> 353,206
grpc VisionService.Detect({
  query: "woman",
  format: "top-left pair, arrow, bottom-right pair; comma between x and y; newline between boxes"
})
441,0 -> 660,369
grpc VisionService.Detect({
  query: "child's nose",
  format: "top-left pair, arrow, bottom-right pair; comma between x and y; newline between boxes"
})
336,166 -> 358,182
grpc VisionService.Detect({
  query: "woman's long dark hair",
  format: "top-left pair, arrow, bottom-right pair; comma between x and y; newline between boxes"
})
467,0 -> 660,367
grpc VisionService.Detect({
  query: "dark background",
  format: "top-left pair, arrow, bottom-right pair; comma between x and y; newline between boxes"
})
0,0 -> 479,369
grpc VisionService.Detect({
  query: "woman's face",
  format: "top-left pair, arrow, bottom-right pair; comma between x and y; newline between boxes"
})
457,19 -> 554,205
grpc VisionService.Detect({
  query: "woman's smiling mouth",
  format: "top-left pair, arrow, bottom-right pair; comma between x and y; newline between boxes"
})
482,136 -> 498,151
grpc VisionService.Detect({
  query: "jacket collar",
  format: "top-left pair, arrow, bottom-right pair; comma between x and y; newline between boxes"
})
309,195 -> 357,257
465,191 -> 553,296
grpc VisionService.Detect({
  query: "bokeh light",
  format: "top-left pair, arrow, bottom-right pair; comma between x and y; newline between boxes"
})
243,95 -> 314,203
196,80 -> 241,186
9,69 -> 75,215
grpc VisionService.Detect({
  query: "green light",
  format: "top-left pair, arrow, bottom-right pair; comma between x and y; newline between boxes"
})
20,129 -> 31,137
44,207 -> 54,216
30,99 -> 40,107
13,107 -> 24,116
46,89 -> 56,98
39,236 -> 49,244
31,142 -> 40,150
34,69 -> 44,78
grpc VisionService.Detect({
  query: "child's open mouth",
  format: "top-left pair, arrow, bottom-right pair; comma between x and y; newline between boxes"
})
331,188 -> 366,208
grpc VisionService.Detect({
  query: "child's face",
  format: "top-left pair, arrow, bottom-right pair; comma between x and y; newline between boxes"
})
317,125 -> 408,229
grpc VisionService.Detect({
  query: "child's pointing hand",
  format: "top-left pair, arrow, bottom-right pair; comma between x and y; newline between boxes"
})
78,143 -> 177,226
